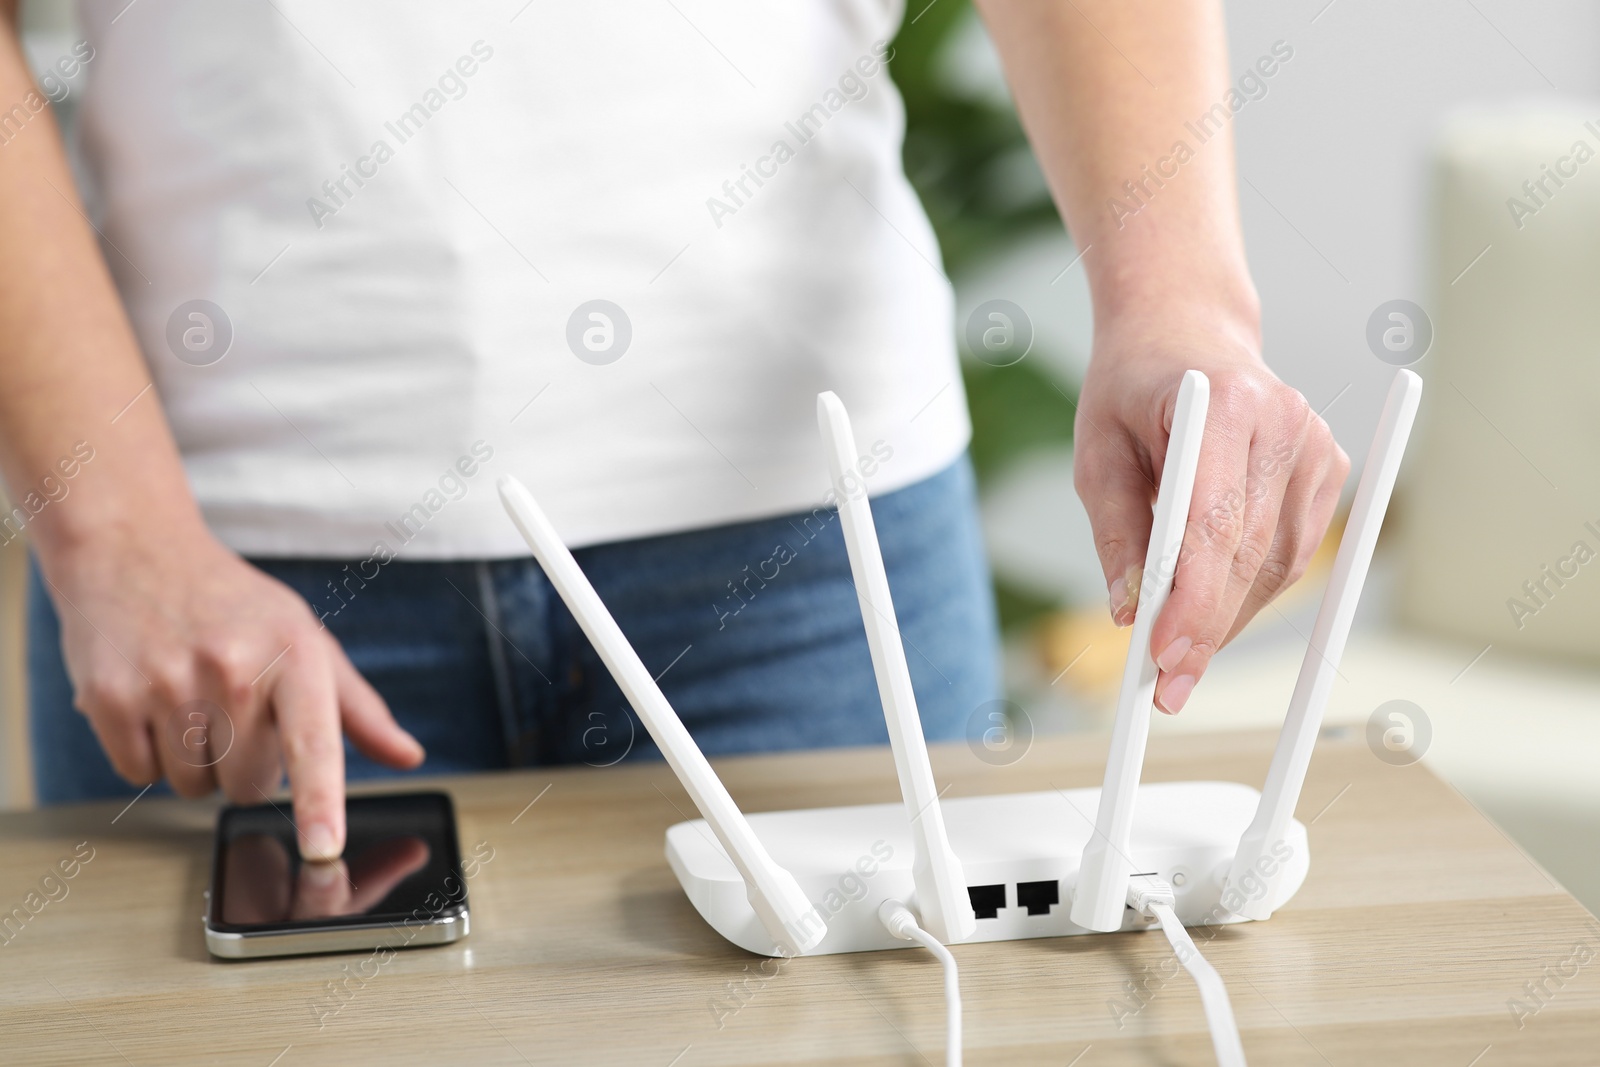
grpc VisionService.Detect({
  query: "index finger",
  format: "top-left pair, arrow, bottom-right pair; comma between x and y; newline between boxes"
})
271,643 -> 346,861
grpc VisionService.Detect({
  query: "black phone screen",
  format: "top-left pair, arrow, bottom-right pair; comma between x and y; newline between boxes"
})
209,791 -> 466,934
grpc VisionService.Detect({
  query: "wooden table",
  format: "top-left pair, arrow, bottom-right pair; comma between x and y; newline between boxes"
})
2,729 -> 1597,1065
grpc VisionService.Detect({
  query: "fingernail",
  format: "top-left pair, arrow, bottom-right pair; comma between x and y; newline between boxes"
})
1157,673 -> 1196,714
303,860 -> 340,889
1155,636 -> 1192,673
1109,576 -> 1129,619
302,823 -> 341,861
1111,565 -> 1142,626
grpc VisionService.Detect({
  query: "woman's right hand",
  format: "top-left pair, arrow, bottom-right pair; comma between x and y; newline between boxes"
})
41,516 -> 424,860
0,0 -> 425,857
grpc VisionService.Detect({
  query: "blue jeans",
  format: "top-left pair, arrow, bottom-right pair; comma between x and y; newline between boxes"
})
29,458 -> 1000,804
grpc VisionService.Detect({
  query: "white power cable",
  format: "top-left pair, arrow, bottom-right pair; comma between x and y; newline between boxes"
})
1127,876 -> 1247,1067
878,899 -> 962,1067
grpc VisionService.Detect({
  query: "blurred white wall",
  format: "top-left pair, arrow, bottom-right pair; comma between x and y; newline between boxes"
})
1227,0 -> 1600,471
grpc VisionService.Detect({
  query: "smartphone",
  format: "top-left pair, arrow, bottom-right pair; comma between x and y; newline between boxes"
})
205,790 -> 469,960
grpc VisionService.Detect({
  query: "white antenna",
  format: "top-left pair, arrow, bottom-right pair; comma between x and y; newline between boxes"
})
498,476 -> 828,956
816,392 -> 976,944
1071,370 -> 1210,932
1225,368 -> 1422,919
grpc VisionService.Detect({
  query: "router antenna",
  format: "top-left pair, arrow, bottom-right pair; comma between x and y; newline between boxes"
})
498,476 -> 828,956
1225,368 -> 1422,919
817,392 -> 976,944
1071,370 -> 1210,933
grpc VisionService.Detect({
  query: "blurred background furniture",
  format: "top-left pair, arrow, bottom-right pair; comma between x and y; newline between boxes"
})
1402,103 -> 1600,662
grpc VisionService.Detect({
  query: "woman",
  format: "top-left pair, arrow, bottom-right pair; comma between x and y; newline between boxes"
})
0,0 -> 1344,862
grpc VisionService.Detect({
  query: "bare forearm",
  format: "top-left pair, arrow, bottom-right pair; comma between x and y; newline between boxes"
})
0,16 -> 202,567
974,0 -> 1258,333
979,1 -> 1346,714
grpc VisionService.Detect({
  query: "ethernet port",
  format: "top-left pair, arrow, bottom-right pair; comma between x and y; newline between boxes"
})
1016,879 -> 1060,916
967,884 -> 1006,919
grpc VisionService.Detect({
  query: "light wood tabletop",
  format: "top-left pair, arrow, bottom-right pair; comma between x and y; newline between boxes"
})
1,728 -> 1597,1065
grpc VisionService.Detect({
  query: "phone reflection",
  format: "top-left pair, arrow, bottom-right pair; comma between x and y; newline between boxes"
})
222,834 -> 432,924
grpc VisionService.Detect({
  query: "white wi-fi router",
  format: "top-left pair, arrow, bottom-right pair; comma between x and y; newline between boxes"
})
498,369 -> 1422,960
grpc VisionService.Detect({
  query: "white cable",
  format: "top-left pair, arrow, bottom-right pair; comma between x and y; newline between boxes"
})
1127,877 -> 1247,1067
878,900 -> 962,1067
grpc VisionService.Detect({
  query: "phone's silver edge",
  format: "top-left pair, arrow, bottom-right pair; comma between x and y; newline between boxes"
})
205,909 -> 469,959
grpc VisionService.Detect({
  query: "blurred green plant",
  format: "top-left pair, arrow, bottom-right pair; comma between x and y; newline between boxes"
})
890,1 -> 1081,628
890,0 -> 1058,276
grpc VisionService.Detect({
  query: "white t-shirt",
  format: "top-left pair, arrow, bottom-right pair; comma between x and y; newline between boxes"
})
74,1 -> 969,556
